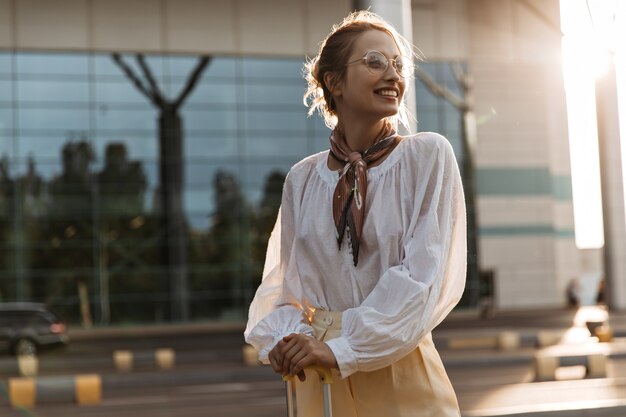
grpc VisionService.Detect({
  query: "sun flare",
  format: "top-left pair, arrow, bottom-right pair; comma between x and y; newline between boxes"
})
560,0 -> 626,249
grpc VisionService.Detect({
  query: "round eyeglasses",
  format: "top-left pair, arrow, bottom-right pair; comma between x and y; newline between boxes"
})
346,50 -> 414,79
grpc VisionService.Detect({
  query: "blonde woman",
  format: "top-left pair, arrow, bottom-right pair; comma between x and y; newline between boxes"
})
245,10 -> 466,417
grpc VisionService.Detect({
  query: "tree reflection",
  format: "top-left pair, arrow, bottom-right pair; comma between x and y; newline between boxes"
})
0,154 -> 15,300
112,53 -> 211,321
0,139 -> 287,325
252,171 -> 286,286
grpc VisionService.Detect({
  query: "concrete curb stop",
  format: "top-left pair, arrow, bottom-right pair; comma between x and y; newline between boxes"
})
8,374 -> 102,408
113,348 -> 175,372
536,330 -> 566,347
533,351 -> 606,381
445,331 -> 523,350
17,355 -> 38,377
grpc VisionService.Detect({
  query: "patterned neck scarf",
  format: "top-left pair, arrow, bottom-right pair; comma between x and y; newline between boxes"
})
329,121 -> 400,266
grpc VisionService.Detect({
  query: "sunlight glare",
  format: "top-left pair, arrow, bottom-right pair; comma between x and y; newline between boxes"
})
559,0 -> 621,249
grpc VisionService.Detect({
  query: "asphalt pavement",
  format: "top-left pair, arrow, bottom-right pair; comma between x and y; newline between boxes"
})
2,304 -> 626,417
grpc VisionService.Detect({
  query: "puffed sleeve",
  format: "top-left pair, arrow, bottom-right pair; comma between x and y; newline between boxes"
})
325,137 -> 467,378
244,172 -> 314,363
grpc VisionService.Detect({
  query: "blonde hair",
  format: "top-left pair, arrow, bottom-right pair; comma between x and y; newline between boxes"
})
303,10 -> 418,130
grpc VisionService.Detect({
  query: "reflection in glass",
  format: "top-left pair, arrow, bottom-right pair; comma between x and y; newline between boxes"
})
0,51 -> 465,325
16,53 -> 89,76
17,79 -> 89,103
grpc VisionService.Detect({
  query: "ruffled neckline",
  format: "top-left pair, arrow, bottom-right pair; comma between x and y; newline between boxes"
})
315,135 -> 412,185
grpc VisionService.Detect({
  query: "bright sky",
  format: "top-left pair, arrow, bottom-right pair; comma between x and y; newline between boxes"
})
560,0 -> 626,249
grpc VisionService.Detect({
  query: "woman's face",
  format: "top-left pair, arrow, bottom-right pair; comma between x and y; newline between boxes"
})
333,30 -> 406,124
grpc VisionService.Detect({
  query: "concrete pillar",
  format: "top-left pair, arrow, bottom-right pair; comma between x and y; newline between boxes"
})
596,55 -> 626,309
353,0 -> 418,134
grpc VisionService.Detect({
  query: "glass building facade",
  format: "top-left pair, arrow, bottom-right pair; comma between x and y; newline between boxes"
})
0,51 -> 465,326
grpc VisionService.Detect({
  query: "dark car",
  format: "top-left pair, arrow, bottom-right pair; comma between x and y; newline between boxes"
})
0,302 -> 69,356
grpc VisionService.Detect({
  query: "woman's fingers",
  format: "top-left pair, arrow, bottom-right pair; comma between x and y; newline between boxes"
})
269,337 -> 291,374
268,348 -> 281,373
291,353 -> 315,377
287,349 -> 309,376
273,334 -> 339,377
280,336 -> 301,373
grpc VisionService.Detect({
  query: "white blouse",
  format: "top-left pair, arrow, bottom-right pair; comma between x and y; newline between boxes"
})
244,132 -> 467,379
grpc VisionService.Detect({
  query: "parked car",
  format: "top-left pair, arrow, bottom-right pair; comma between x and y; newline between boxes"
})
0,302 -> 69,356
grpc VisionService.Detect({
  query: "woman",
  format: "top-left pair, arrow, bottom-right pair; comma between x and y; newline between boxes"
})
245,10 -> 466,417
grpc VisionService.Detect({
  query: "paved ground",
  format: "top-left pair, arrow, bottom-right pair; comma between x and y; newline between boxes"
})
1,304 -> 625,417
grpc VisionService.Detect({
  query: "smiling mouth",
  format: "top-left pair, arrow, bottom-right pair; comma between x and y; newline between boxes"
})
375,89 -> 399,98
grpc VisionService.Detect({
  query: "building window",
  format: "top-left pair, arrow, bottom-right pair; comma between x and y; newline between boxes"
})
0,51 -> 465,324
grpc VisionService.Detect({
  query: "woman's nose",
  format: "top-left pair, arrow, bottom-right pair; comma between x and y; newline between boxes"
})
384,62 -> 401,80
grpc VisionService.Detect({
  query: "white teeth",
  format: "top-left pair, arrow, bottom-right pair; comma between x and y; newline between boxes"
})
378,90 -> 398,97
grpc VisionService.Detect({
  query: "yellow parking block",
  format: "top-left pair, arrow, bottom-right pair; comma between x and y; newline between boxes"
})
75,374 -> 102,405
8,377 -> 36,408
155,348 -> 175,370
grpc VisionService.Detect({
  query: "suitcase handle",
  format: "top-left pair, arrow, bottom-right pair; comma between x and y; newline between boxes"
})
283,366 -> 334,417
282,365 -> 334,384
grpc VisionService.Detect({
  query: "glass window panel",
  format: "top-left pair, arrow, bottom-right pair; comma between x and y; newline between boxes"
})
95,81 -> 154,105
93,53 -> 165,80
183,108 -> 237,131
242,134 -> 308,158
15,134 -> 76,161
18,159 -> 94,186
312,134 -> 329,154
416,109 -> 440,132
0,53 -> 11,74
169,79 -> 238,106
185,161 -> 239,187
242,58 -> 303,80
136,162 -> 158,191
0,80 -> 12,103
111,161 -> 159,192
187,213 -> 211,231
95,108 -> 156,132
187,165 -> 243,227
93,135 -> 158,161
418,62 -> 437,78
167,56 -> 237,79
97,192 -> 149,215
184,187 -> 212,213
243,109 -> 307,131
243,83 -> 303,106
16,53 -> 89,76
18,108 -> 90,131
448,137 -> 463,158
0,108 -> 13,131
241,162 -> 293,206
443,109 -> 461,135
442,98 -> 459,115
0,135 -> 13,157
415,82 -> 439,107
186,134 -> 238,159
441,63 -> 464,97
311,114 -> 328,133
17,79 -> 89,103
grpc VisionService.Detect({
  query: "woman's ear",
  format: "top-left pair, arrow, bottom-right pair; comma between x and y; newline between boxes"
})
324,72 -> 342,98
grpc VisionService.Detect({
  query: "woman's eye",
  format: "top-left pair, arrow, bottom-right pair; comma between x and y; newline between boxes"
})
367,55 -> 386,69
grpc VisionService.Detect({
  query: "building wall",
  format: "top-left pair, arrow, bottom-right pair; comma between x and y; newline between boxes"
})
0,0 -> 351,56
465,0 -> 602,308
0,0 -> 603,310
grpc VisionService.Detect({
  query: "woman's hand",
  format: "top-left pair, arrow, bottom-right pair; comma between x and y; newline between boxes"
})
268,333 -> 338,381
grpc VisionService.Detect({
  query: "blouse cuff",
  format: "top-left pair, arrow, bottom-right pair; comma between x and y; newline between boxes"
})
257,321 -> 314,363
325,336 -> 359,378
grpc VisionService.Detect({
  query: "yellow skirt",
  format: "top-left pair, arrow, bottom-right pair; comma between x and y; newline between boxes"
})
294,310 -> 460,417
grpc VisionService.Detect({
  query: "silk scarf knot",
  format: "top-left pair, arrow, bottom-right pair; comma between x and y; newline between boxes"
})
329,121 -> 399,266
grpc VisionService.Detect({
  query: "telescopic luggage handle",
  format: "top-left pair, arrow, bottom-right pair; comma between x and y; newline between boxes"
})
283,366 -> 334,417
